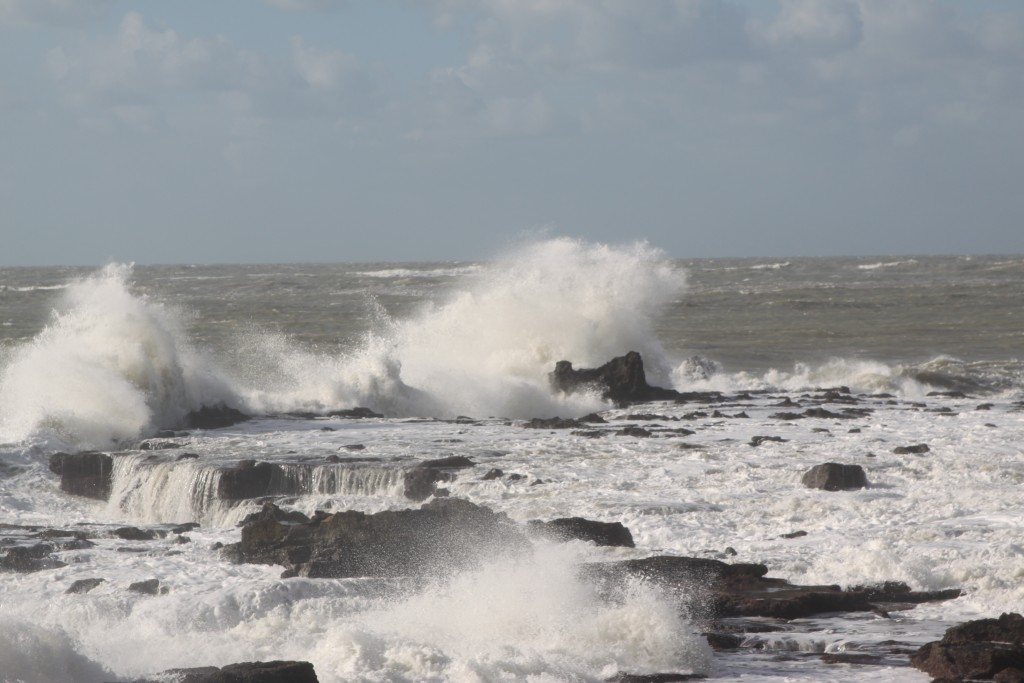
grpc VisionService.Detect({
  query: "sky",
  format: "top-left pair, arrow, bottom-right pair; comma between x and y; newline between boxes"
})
1,0 -> 1022,265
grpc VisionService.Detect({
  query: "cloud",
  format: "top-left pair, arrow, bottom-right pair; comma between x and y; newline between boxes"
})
0,0 -> 117,27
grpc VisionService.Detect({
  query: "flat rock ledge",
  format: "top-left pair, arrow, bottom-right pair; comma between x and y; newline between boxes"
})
222,497 -> 530,578
116,660 -> 318,683
587,557 -> 961,621
911,612 -> 1024,681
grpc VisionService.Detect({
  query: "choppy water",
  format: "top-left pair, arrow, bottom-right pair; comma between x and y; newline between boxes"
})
1,240 -> 1022,682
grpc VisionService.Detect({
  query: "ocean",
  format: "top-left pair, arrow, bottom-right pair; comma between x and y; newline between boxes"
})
1,238 -> 1022,682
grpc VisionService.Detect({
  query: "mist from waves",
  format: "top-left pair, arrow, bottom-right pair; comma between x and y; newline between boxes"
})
0,264 -> 234,451
0,239 -> 685,450
0,542 -> 711,683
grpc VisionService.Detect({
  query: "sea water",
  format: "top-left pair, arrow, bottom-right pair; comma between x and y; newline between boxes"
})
1,239 -> 1022,682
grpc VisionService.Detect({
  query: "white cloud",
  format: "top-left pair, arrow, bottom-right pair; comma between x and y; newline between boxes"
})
291,37 -> 359,90
0,0 -> 116,27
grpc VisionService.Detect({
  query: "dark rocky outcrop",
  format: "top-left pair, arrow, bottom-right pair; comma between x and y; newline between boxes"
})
525,417 -> 584,429
49,451 -> 113,500
529,517 -> 635,548
911,613 -> 1024,681
217,461 -> 286,500
404,466 -> 455,501
120,660 -> 319,683
0,543 -> 67,572
128,578 -> 161,595
183,405 -> 251,430
223,498 -> 529,579
549,351 -> 683,406
894,443 -> 931,454
801,463 -> 868,491
66,578 -> 106,594
588,557 -> 960,620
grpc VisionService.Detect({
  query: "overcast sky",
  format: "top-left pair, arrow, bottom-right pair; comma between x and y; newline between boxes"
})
2,0 -> 1022,265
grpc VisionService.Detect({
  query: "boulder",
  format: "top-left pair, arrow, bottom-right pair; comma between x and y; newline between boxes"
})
49,452 -> 113,500
912,613 -> 1024,681
403,466 -> 454,501
183,404 -> 251,430
529,517 -> 635,547
549,351 -> 682,405
223,498 -> 529,579
217,461 -> 286,500
894,443 -> 930,455
801,463 -> 868,491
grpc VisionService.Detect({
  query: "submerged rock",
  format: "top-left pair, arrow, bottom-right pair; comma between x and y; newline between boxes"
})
223,498 -> 529,579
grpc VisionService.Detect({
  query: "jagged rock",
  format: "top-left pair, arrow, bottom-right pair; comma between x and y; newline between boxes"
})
121,660 -> 319,683
223,498 -> 529,579
66,578 -> 105,594
183,404 -> 250,430
49,451 -> 113,500
529,517 -> 635,547
218,461 -> 285,500
403,466 -> 454,501
801,463 -> 868,491
549,351 -> 682,405
912,613 -> 1024,681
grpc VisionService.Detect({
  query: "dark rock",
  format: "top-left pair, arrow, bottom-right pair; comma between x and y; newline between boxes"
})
589,556 -> 959,621
139,440 -> 182,451
329,407 -> 384,419
802,463 -> 868,491
50,451 -> 113,500
911,613 -> 1024,681
615,426 -> 651,437
218,461 -> 286,500
571,430 -> 607,438
114,527 -> 157,541
420,456 -> 474,469
749,436 -> 787,447
525,417 -> 582,429
177,452 -> 200,461
704,632 -> 743,649
183,404 -> 250,430
123,660 -> 319,683
529,517 -> 635,547
343,444 -> 365,451
224,498 -> 528,579
780,530 -> 808,539
769,412 -> 804,421
403,466 -> 454,502
128,578 -> 161,595
579,413 -> 608,423
820,653 -> 883,665
481,468 -> 504,481
172,522 -> 201,534
894,443 -> 931,454
549,351 -> 683,406
66,578 -> 105,594
1,543 -> 66,572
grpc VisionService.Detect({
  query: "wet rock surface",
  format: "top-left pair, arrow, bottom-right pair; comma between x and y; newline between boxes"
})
801,462 -> 868,491
223,498 -> 530,579
911,613 -> 1024,681
120,660 -> 319,683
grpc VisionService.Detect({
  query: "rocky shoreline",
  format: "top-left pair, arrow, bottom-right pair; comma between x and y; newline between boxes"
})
3,352 -> 1018,682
